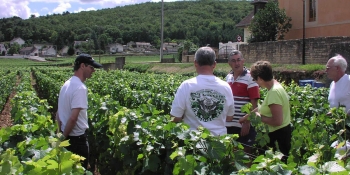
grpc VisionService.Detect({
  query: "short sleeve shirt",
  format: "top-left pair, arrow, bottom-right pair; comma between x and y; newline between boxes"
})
225,68 -> 260,127
170,75 -> 235,136
58,76 -> 89,136
328,74 -> 350,114
259,83 -> 291,132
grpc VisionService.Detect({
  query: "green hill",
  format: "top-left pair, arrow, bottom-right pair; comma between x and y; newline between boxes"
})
0,0 -> 253,50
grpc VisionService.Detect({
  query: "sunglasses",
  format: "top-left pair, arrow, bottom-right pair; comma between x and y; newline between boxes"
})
85,64 -> 95,70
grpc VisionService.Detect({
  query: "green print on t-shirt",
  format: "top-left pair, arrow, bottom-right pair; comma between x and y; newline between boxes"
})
190,89 -> 225,122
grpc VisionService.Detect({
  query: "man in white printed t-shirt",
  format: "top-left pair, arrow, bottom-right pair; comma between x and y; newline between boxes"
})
170,47 -> 235,136
56,53 -> 102,170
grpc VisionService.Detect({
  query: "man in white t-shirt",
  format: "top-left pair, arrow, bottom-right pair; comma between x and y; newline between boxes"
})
56,53 -> 102,170
327,54 -> 350,114
170,47 -> 235,136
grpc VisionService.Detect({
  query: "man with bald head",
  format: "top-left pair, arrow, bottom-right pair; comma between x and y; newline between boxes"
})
170,47 -> 235,136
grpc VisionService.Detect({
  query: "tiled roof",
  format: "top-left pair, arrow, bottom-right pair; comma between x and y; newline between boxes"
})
10,37 -> 23,42
136,42 -> 151,45
20,47 -> 34,51
107,43 -> 122,47
236,11 -> 254,27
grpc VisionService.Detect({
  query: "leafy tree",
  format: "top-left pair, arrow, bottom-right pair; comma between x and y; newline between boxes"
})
0,0 -> 252,47
177,40 -> 198,62
98,34 -> 108,52
86,39 -> 94,54
67,46 -> 75,56
183,40 -> 192,55
8,43 -> 20,55
116,38 -> 123,44
248,0 -> 292,43
0,31 -> 4,41
177,47 -> 183,62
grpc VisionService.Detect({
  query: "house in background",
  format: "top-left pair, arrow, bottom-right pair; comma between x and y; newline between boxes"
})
235,0 -> 268,43
106,43 -> 123,54
127,41 -> 136,48
163,42 -> 179,53
33,44 -> 57,56
279,0 -> 350,39
20,46 -> 38,56
33,44 -> 45,50
10,37 -> 25,46
74,41 -> 87,47
74,41 -> 88,55
33,44 -> 54,50
0,43 -> 7,55
40,46 -> 57,57
135,42 -> 152,51
218,41 -> 238,59
237,0 -> 350,41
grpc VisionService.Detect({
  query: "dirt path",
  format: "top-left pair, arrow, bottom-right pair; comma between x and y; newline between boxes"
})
0,76 -> 21,129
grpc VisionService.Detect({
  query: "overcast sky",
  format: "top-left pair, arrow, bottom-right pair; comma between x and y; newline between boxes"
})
0,0 -> 179,19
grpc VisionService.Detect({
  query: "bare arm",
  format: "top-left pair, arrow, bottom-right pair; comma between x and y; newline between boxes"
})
261,104 -> 283,126
241,98 -> 259,136
62,108 -> 82,137
55,112 -> 62,133
239,107 -> 259,123
171,114 -> 183,123
226,116 -> 233,122
242,99 -> 258,124
250,99 -> 258,110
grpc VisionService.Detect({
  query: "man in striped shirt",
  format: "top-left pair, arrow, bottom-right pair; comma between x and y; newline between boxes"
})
226,50 -> 260,154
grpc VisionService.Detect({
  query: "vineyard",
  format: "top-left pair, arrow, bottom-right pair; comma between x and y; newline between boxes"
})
1,65 -> 350,175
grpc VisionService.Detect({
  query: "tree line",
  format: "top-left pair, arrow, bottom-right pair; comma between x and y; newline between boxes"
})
0,0 -> 253,52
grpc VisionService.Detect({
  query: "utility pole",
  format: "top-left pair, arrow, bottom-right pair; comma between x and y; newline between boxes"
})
98,41 -> 101,64
302,0 -> 306,65
160,0 -> 164,62
86,39 -> 90,55
96,26 -> 101,64
54,45 -> 57,59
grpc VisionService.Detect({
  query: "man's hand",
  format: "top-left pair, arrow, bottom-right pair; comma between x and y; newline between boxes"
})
58,133 -> 66,141
241,121 -> 250,136
171,114 -> 183,123
239,114 -> 249,124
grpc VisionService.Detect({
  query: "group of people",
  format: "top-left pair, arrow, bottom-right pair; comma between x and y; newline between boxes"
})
170,47 -> 292,163
55,47 -> 350,171
170,47 -> 350,164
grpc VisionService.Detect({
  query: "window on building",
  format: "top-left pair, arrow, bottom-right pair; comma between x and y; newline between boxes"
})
309,0 -> 316,22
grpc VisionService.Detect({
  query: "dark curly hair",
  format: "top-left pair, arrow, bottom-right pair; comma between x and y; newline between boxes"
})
250,61 -> 273,81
